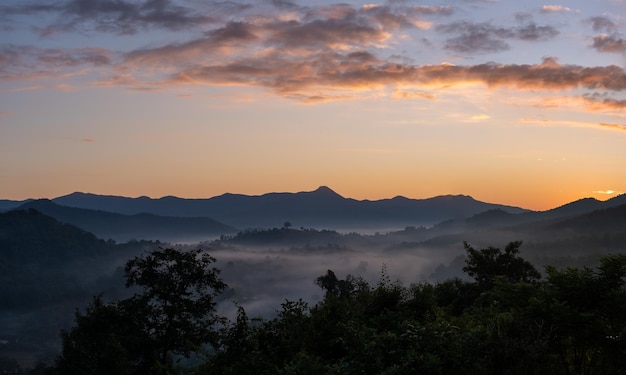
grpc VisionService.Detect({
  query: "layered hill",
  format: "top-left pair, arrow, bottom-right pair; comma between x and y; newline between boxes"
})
50,186 -> 529,229
16,200 -> 237,243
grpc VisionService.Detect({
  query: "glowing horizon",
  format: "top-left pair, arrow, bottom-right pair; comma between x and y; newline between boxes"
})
1,1 -> 625,211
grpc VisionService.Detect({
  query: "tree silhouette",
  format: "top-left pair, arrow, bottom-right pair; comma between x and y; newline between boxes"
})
463,241 -> 541,290
55,248 -> 227,374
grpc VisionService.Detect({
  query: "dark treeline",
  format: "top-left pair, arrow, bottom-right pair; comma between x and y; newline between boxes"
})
23,242 -> 626,375
0,209 -> 163,369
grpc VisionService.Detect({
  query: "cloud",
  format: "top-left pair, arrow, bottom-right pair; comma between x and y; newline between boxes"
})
123,21 -> 260,68
408,6 -> 454,17
521,117 -> 626,132
0,44 -> 112,80
585,16 -> 617,33
2,0 -> 218,36
437,21 -> 559,53
593,190 -> 621,195
469,114 -> 491,121
540,5 -> 572,13
391,90 -> 436,100
598,122 -> 626,131
1,1 -> 623,112
82,138 -> 96,142
154,53 -> 626,105
592,34 -> 626,53
583,93 -> 626,110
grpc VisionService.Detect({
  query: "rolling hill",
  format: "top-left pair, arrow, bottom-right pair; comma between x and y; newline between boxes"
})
15,200 -> 237,243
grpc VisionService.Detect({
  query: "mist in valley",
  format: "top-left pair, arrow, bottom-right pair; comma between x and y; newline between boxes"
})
3,196 -> 626,371
207,242 -> 461,319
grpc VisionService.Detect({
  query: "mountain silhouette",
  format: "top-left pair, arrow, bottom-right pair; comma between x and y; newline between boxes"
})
0,208 -> 107,264
51,186 -> 528,229
16,199 -> 236,242
5,187 -> 626,231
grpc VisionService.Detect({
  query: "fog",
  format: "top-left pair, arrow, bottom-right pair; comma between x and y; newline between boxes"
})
207,244 -> 463,319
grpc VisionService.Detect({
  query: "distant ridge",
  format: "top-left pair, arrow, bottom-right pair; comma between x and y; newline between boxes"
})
52,186 -> 529,229
6,188 -> 625,231
16,199 -> 237,242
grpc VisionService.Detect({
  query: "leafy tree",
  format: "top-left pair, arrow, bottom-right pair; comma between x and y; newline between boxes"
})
54,296 -> 140,375
315,270 -> 367,299
54,248 -> 227,374
538,254 -> 626,375
463,241 -> 541,290
124,248 -> 227,367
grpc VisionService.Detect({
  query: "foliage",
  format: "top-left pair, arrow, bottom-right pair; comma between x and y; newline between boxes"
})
463,240 -> 541,290
205,243 -> 626,375
47,241 -> 626,374
52,248 -> 226,374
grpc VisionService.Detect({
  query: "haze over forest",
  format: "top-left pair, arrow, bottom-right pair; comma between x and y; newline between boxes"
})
1,0 -> 626,372
2,186 -> 626,371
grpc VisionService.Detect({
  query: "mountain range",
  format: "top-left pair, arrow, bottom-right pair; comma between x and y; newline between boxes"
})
2,190 -> 626,368
14,199 -> 237,243
2,186 -> 626,242
3,186 -> 529,229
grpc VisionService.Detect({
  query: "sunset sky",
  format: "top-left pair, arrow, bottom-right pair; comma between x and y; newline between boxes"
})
1,0 -> 625,210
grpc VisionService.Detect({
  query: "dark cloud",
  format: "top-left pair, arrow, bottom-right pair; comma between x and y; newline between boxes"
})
37,47 -> 111,66
514,12 -> 533,23
3,0 -> 216,35
267,0 -> 298,9
123,22 -> 259,67
207,21 -> 258,42
438,22 -> 511,52
592,34 -> 626,54
585,16 -> 617,33
408,5 -> 454,17
361,5 -> 418,30
515,23 -> 560,41
268,18 -> 388,49
2,0 -> 621,110
438,21 -> 559,53
583,92 -> 626,109
444,33 -> 509,53
0,44 -> 111,79
1,3 -> 62,14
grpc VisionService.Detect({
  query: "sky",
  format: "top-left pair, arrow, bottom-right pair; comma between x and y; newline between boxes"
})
1,0 -> 625,210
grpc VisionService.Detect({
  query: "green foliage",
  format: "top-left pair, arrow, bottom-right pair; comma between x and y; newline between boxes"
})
206,245 -> 626,375
55,296 -> 140,375
53,248 -> 227,374
124,248 -> 227,363
50,241 -> 626,375
463,241 -> 541,290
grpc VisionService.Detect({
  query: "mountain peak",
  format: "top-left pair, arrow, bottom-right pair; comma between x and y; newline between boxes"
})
310,186 -> 343,198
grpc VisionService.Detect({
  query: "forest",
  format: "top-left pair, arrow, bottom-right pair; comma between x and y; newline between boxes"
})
8,242 -> 626,374
2,204 -> 626,374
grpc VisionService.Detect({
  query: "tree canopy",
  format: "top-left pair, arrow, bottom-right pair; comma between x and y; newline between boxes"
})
44,242 -> 626,375
53,248 -> 226,375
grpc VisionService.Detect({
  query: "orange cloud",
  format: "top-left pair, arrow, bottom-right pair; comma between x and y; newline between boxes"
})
593,190 -> 623,195
521,117 -> 626,132
541,5 -> 572,13
392,90 -> 436,100
592,34 -> 626,53
2,1 -> 624,110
